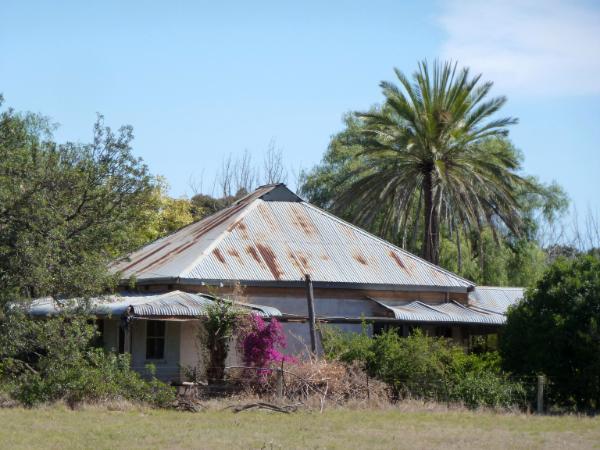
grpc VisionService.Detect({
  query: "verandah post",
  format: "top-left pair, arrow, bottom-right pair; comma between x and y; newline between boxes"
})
304,274 -> 318,355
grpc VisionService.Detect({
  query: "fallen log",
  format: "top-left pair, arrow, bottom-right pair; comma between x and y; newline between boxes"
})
226,402 -> 298,414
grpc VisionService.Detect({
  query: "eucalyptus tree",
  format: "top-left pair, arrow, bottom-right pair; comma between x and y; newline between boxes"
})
0,96 -> 159,303
335,61 -> 528,265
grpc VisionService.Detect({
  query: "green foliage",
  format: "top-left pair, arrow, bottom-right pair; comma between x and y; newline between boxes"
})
134,178 -> 195,246
501,255 -> 600,411
0,98 -> 159,304
317,61 -> 528,265
200,297 -> 245,382
190,190 -> 248,221
300,63 -> 568,285
322,326 -> 526,409
0,309 -> 175,407
320,322 -> 374,363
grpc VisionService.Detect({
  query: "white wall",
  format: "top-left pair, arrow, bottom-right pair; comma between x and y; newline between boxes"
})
129,319 -> 181,382
102,318 -> 119,352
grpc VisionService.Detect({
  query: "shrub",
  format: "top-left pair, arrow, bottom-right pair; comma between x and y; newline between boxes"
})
501,255 -> 600,411
322,325 -> 526,409
321,322 -> 373,364
237,314 -> 294,381
201,298 -> 244,382
0,309 -> 175,407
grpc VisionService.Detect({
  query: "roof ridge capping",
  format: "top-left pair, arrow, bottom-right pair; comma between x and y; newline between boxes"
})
234,183 -> 303,205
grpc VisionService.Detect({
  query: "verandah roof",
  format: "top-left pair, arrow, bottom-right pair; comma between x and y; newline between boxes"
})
27,290 -> 282,319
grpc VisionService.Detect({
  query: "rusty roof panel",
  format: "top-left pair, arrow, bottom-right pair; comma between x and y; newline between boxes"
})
113,184 -> 474,289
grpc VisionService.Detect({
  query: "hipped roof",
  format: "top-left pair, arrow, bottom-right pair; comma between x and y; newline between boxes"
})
111,184 -> 474,291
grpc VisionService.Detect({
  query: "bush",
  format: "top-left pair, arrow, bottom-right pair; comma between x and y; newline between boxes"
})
237,314 -> 294,382
501,255 -> 600,411
0,309 -> 175,407
201,297 -> 244,382
322,325 -> 526,409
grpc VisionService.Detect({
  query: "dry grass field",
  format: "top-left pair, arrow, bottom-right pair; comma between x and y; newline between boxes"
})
0,404 -> 598,449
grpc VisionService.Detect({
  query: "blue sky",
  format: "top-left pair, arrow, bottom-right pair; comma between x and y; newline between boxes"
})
1,0 -> 599,215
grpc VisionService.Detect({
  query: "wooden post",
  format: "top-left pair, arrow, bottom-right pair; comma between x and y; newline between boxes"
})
305,274 -> 318,355
276,368 -> 283,400
121,313 -> 132,354
537,375 -> 545,414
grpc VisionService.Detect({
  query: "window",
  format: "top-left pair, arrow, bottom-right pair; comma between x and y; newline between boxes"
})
435,326 -> 452,338
146,321 -> 166,360
118,326 -> 125,354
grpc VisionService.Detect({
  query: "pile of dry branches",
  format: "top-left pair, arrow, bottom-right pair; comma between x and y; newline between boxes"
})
283,359 -> 389,408
227,358 -> 389,410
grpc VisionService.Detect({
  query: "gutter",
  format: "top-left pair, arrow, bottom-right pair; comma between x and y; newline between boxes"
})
120,277 -> 473,294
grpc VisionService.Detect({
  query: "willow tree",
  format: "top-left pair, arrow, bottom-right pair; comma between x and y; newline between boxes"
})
336,61 -> 528,265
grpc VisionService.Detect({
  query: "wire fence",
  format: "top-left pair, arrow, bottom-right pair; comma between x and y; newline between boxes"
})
178,364 -> 564,413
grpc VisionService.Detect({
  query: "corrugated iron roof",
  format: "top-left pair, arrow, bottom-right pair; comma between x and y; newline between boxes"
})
111,184 -> 474,290
468,286 -> 524,314
372,299 -> 506,325
27,290 -> 281,318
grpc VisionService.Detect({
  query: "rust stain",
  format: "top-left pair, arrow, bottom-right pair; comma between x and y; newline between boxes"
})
246,245 -> 261,264
212,248 -> 226,264
291,208 -> 317,236
256,243 -> 283,280
389,251 -> 408,271
257,203 -> 280,231
288,251 -> 303,273
288,250 -> 311,273
299,255 -> 309,267
353,254 -> 368,266
171,240 -> 196,256
119,242 -> 171,272
227,248 -> 240,258
136,246 -> 184,274
191,202 -> 245,239
321,254 -> 330,261
228,220 -> 249,239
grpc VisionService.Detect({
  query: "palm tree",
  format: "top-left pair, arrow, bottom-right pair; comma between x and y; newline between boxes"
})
337,60 -> 528,265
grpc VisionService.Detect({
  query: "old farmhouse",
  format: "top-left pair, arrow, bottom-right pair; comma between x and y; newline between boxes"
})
31,184 -> 523,382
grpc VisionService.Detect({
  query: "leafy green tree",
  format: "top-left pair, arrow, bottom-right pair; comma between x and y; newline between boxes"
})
300,67 -> 567,284
501,255 -> 600,411
0,97 -> 158,304
326,61 -> 529,265
134,179 -> 195,245
190,189 -> 248,221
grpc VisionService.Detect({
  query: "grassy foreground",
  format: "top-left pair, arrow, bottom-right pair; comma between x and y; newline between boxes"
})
0,406 -> 599,449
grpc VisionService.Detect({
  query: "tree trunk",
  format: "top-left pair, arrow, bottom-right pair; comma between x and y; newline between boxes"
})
457,231 -> 462,272
456,222 -> 462,272
422,170 -> 440,265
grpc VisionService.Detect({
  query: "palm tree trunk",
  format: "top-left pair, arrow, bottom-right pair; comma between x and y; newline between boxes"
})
422,170 -> 440,264
410,190 -> 422,252
457,228 -> 462,272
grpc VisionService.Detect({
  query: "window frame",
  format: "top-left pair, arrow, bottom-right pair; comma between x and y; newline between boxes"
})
145,320 -> 166,360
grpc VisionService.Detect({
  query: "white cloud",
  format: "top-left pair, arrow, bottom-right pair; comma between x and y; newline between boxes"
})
438,0 -> 600,96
